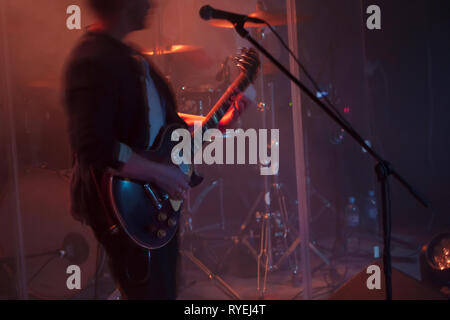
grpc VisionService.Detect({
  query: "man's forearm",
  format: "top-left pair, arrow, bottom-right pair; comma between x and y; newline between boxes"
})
178,84 -> 256,132
115,149 -> 190,199
116,151 -> 164,183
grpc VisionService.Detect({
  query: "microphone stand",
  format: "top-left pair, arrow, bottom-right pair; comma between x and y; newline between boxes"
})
232,20 -> 430,300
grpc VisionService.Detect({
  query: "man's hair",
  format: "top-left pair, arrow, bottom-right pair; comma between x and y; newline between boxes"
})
88,0 -> 126,18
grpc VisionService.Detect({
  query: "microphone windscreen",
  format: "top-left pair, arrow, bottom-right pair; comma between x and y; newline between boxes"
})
199,5 -> 213,20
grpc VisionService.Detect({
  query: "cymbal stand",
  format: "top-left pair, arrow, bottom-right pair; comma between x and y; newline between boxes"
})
255,64 -> 300,297
256,181 -> 300,297
256,79 -> 332,293
256,207 -> 270,298
254,28 -> 271,297
253,22 -> 301,297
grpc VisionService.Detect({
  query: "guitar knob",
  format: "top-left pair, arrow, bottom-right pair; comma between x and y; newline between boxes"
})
158,212 -> 168,222
168,218 -> 177,228
157,229 -> 167,239
145,224 -> 157,234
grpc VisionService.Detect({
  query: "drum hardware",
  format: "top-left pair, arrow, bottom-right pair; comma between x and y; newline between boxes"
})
184,178 -> 225,233
177,85 -> 221,116
255,182 -> 298,297
214,181 -> 299,296
171,7 -> 307,297
217,11 -> 329,296
179,248 -> 241,300
251,27 -> 290,298
216,55 -> 232,84
216,55 -> 234,93
179,178 -> 241,299
274,110 -> 337,289
206,20 -> 300,298
167,46 -> 259,298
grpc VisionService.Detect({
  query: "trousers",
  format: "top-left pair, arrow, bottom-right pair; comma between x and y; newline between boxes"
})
90,215 -> 178,300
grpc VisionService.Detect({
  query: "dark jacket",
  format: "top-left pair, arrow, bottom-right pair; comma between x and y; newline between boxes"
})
63,31 -> 185,225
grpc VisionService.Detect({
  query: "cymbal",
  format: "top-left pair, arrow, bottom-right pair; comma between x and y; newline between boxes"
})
208,9 -> 307,29
144,44 -> 204,56
144,44 -> 213,69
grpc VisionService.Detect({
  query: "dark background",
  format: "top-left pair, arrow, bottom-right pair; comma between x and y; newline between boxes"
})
287,0 -> 450,240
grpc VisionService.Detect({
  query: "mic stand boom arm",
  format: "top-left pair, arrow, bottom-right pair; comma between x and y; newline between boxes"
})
232,22 -> 430,300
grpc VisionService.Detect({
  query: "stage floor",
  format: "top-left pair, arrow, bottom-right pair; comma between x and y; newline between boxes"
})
176,232 -> 422,300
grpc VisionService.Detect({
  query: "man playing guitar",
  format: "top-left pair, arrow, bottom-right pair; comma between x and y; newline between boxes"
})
63,0 -> 255,299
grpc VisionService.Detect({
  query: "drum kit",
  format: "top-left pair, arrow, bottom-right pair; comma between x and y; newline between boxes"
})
167,3 -> 325,299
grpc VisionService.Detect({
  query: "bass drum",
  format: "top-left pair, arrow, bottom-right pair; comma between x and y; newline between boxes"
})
0,167 -> 99,299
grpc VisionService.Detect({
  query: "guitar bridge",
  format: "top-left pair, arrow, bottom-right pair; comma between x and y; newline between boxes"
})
143,184 -> 163,210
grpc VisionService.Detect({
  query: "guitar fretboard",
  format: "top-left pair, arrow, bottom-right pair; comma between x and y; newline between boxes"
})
191,71 -> 253,156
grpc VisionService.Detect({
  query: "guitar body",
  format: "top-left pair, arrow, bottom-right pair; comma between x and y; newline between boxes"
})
103,123 -> 198,249
101,48 -> 260,249
106,173 -> 180,249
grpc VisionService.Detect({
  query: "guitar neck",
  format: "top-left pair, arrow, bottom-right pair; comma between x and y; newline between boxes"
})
202,71 -> 252,134
189,71 -> 253,157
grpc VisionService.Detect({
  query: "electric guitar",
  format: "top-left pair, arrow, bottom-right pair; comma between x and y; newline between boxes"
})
101,48 -> 260,249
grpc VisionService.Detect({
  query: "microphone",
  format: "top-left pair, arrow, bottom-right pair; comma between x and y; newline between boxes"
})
199,5 -> 265,25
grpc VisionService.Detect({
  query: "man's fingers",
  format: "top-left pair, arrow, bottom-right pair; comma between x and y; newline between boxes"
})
170,189 -> 187,201
179,177 -> 190,189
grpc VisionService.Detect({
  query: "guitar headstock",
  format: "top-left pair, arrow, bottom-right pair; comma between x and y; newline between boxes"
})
234,48 -> 260,83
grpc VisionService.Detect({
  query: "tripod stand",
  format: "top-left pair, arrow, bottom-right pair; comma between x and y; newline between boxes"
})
255,181 -> 298,296
214,77 -> 332,298
255,77 -> 330,297
215,180 -> 297,295
178,179 -> 241,300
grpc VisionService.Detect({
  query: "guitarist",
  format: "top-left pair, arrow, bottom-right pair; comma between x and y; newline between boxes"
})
63,0 -> 253,300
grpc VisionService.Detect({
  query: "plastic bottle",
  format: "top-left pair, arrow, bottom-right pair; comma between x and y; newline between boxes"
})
345,197 -> 360,227
345,196 -> 360,253
366,190 -> 379,234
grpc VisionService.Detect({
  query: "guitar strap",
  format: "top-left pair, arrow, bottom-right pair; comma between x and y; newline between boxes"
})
89,166 -> 120,240
89,166 -> 152,284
